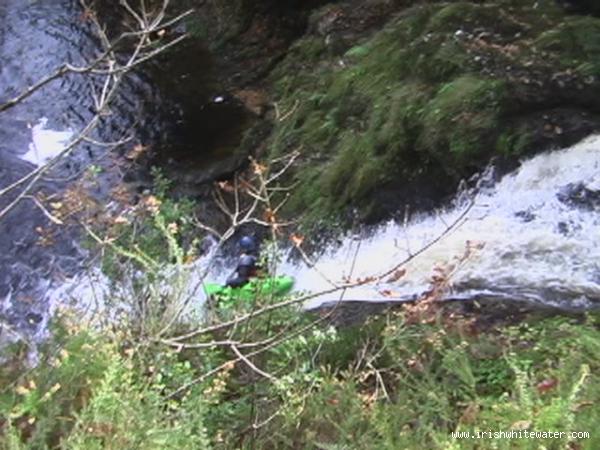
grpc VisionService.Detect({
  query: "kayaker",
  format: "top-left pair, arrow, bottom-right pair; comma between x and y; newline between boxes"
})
225,236 -> 260,288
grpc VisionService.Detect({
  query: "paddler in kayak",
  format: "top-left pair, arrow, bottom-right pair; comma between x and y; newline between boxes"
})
225,236 -> 260,288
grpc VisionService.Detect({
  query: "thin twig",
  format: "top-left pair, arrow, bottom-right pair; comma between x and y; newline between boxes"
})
24,195 -> 64,225
231,344 -> 275,381
0,1 -> 191,221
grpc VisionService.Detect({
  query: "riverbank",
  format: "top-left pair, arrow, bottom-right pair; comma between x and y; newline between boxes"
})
3,1 -> 600,447
2,288 -> 600,448
156,0 -> 600,231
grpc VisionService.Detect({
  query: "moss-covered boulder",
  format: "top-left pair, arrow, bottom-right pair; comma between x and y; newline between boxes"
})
260,0 -> 600,226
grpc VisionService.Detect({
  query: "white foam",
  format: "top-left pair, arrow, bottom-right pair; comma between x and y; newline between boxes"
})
46,135 -> 600,315
21,117 -> 73,166
281,134 -> 600,308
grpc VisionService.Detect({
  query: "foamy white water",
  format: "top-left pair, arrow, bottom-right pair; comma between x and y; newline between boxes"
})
21,118 -> 73,166
48,239 -> 222,322
281,135 -> 600,309
49,135 -> 600,316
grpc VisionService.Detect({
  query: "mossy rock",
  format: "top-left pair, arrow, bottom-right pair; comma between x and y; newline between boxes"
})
427,1 -> 520,35
535,16 -> 600,75
419,76 -> 506,163
263,0 -> 600,228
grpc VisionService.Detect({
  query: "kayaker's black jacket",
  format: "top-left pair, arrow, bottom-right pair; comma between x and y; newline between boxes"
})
226,254 -> 258,288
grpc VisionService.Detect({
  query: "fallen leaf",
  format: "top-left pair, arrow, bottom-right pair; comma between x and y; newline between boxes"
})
263,208 -> 276,223
290,233 -> 304,247
386,268 -> 406,283
125,144 -> 148,160
572,401 -> 593,412
406,358 -> 424,373
217,181 -> 234,192
167,222 -> 179,234
15,385 -> 30,396
459,402 -> 480,424
113,216 -> 129,225
252,161 -> 267,176
142,195 -> 161,214
379,289 -> 401,298
536,378 -> 558,394
511,420 -> 531,430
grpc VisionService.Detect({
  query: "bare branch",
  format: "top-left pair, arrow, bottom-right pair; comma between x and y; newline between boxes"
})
167,198 -> 475,345
0,0 -> 191,221
374,199 -> 475,282
266,149 -> 300,184
164,279 -> 370,344
0,65 -> 70,113
231,344 -> 275,382
24,195 -> 64,225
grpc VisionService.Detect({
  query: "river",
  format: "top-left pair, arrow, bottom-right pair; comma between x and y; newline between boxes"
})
51,135 -> 600,322
280,135 -> 600,311
0,0 -> 167,338
3,2 -> 600,341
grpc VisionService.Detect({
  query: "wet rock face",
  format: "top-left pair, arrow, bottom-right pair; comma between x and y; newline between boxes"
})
116,0 -> 338,195
252,0 -> 600,227
94,0 -> 600,224
557,0 -> 600,16
557,182 -> 600,210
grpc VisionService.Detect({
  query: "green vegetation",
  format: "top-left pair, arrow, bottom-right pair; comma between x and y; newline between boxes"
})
1,325 -> 210,449
535,16 -> 600,76
3,293 -> 600,448
185,0 -> 246,48
262,0 -> 600,227
6,1 -> 600,448
95,167 -> 199,281
3,178 -> 600,449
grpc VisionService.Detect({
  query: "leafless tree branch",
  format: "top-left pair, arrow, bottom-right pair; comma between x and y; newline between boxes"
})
0,0 -> 192,222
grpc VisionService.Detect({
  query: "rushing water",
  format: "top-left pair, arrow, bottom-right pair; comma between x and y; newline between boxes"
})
0,0 -> 257,342
4,3 -> 600,342
0,0 -> 166,336
279,135 -> 600,310
51,135 -> 600,319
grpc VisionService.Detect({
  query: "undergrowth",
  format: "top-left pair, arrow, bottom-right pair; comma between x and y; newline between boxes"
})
263,0 -> 600,227
3,195 -> 600,448
2,172 -> 600,450
3,304 -> 600,449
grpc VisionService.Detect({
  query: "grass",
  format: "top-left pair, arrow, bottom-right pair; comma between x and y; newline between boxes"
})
258,0 -> 600,229
0,318 -> 211,449
535,16 -> 600,76
241,313 -> 600,449
6,1 -> 600,446
3,203 -> 600,449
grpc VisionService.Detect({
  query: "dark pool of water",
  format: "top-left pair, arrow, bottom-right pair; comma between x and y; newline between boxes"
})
0,0 -> 230,336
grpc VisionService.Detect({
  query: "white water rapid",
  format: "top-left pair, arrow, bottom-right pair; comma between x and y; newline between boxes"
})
49,134 -> 600,320
280,134 -> 600,310
21,118 -> 74,166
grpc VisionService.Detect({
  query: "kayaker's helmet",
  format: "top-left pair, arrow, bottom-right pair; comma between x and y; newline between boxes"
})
239,254 -> 257,268
239,235 -> 257,253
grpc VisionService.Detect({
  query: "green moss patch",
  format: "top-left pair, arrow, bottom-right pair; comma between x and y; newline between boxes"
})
535,16 -> 600,76
263,0 -> 600,227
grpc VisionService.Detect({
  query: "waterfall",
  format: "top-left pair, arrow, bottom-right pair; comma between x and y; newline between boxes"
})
280,135 -> 600,310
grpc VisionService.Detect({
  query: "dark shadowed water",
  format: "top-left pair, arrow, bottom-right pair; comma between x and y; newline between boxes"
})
0,0 -> 253,340
0,0 -> 168,336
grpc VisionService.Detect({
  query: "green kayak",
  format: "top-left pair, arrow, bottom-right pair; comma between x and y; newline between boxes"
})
203,276 -> 295,304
